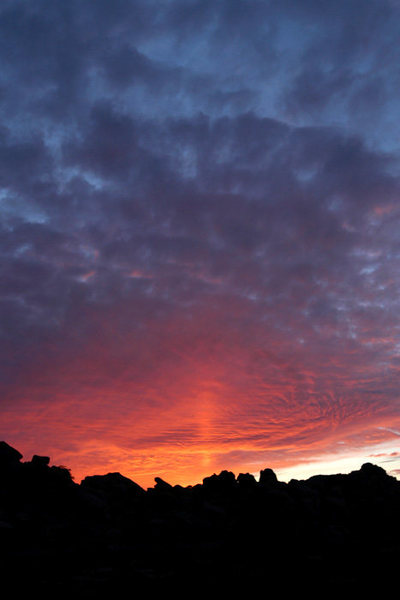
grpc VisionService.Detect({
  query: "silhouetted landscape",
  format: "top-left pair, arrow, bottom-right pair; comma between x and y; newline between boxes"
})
1,441 -> 399,594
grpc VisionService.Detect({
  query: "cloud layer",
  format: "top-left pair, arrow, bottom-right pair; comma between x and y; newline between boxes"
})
1,0 -> 400,486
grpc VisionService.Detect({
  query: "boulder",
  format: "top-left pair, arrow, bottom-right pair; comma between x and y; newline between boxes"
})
237,472 -> 257,489
81,472 -> 145,497
0,441 -> 23,467
31,455 -> 50,467
259,468 -> 278,487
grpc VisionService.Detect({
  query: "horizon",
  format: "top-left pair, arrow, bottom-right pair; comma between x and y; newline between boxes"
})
3,438 -> 398,490
1,1 -> 400,488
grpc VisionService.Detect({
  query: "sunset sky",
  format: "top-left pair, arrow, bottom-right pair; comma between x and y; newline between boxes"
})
1,0 -> 400,488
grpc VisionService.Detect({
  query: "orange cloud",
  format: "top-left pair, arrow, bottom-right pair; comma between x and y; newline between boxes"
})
2,298 -> 400,487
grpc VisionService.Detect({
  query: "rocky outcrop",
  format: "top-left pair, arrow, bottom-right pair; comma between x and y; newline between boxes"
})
0,441 -> 399,594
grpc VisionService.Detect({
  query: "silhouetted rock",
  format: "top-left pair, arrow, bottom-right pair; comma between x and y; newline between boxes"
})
1,440 -> 400,594
237,472 -> 257,489
0,441 -> 22,467
259,467 -> 278,487
82,472 -> 144,496
154,477 -> 173,492
31,454 -> 50,467
360,462 -> 389,480
202,470 -> 236,493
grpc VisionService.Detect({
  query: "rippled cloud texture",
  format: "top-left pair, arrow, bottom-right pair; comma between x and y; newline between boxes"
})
1,0 -> 400,486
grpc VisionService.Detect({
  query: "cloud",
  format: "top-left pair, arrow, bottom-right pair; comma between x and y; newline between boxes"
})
1,0 -> 400,485
378,428 -> 400,437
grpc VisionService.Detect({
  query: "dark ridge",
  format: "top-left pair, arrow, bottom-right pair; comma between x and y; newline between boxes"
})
1,441 -> 399,595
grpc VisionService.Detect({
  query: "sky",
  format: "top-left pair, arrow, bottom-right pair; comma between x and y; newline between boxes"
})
1,0 -> 400,488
